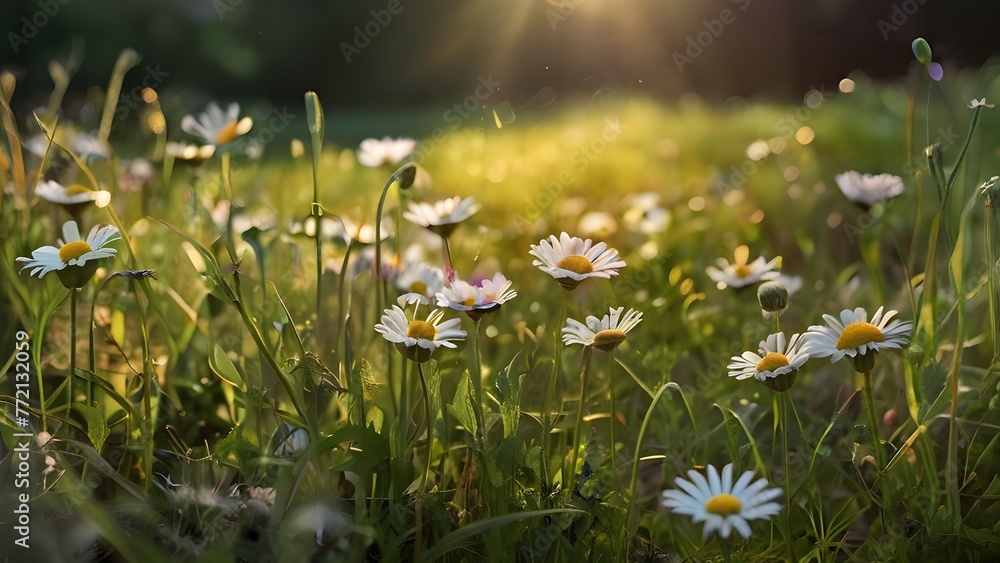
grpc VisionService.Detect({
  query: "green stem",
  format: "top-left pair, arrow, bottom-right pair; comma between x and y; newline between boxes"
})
946,270 -> 967,516
414,361 -> 434,561
944,105 -> 983,202
69,288 -> 77,409
338,240 -> 354,387
608,349 -> 621,498
541,289 -> 568,490
986,197 -> 999,365
570,346 -> 592,481
442,235 -> 453,274
374,165 -> 412,317
862,370 -> 886,482
472,319 -> 486,449
626,383 -> 673,534
131,279 -> 154,495
779,393 -> 797,562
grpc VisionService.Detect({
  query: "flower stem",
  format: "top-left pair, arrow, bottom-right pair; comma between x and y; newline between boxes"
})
862,371 -> 885,472
608,349 -> 621,498
778,393 -> 797,562
414,361 -> 434,561
541,289 -> 568,491
69,288 -> 77,409
472,319 -> 486,449
570,346 -> 592,480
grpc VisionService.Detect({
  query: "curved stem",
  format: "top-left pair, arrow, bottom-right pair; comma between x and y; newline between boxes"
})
570,346 -> 592,480
414,361 -> 434,561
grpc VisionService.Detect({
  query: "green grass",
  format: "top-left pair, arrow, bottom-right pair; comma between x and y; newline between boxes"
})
2,55 -> 1000,562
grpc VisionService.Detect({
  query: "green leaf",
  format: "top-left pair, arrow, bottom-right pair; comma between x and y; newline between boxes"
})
424,509 -> 586,561
449,369 -> 478,439
210,343 -> 246,391
73,404 -> 110,452
715,405 -> 766,475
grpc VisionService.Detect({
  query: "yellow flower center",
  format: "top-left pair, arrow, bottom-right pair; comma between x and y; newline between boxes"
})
463,297 -> 477,307
406,320 -> 436,341
65,184 -> 92,196
215,120 -> 240,146
556,254 -> 594,275
756,352 -> 790,373
836,322 -> 886,350
704,493 -> 743,516
59,241 -> 92,263
409,281 -> 428,295
734,264 -> 753,278
593,329 -> 626,350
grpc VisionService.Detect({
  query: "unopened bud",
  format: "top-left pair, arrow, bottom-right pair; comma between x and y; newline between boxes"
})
757,281 -> 788,313
912,38 -> 932,65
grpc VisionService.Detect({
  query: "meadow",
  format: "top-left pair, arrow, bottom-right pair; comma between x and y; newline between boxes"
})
1,42 -> 1000,562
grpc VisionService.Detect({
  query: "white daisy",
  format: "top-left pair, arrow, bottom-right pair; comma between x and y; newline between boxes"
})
529,232 -> 626,291
436,272 -> 517,320
356,136 -> 416,168
834,171 -> 904,207
166,141 -> 216,164
661,463 -> 782,541
562,307 -> 642,352
34,180 -> 111,208
180,102 -> 253,147
705,245 -> 780,290
396,263 -> 446,306
623,191 -> 670,235
804,306 -> 913,372
968,98 -> 994,109
16,220 -> 120,288
375,305 -> 466,362
403,196 -> 482,237
728,333 -> 811,392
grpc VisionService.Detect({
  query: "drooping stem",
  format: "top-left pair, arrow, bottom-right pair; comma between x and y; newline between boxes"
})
414,361 -> 434,561
570,346 -> 593,479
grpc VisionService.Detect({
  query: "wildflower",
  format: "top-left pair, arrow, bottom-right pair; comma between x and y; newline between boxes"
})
834,171 -> 904,207
661,463 -> 782,541
804,306 -> 913,372
968,98 -> 994,109
356,136 -> 416,168
17,220 -> 120,288
436,272 -> 517,320
705,245 -> 780,290
403,196 -> 481,237
578,211 -> 618,238
180,102 -> 253,147
396,263 -> 446,306
166,141 -> 216,164
622,192 -> 671,235
757,281 -> 788,317
563,307 -> 642,352
34,179 -> 111,211
375,305 -> 466,362
530,232 -> 626,291
727,333 -> 811,392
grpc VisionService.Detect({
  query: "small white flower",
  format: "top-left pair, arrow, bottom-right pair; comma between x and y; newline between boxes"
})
356,136 -> 416,168
166,141 -> 216,163
396,263 -> 446,306
34,180 -> 111,208
661,463 -> 782,541
834,171 -> 904,207
577,211 -> 618,238
375,305 -> 466,362
705,245 -> 780,290
968,98 -> 994,109
403,196 -> 481,237
804,306 -> 912,365
529,232 -> 626,291
728,333 -> 811,390
562,307 -> 642,351
622,192 -> 670,235
436,272 -> 517,319
181,102 -> 253,147
16,220 -> 120,278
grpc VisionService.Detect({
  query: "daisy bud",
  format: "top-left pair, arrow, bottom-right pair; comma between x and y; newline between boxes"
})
911,38 -> 932,65
397,162 -> 418,191
304,91 -> 325,139
849,350 -> 877,373
757,281 -> 788,314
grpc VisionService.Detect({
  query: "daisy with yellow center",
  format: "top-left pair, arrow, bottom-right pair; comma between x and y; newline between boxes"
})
562,307 -> 642,352
661,463 -> 782,541
804,306 -> 912,372
16,220 -> 120,288
529,232 -> 626,291
374,305 -> 466,362
356,136 -> 417,168
435,272 -> 517,320
180,102 -> 253,148
34,180 -> 112,209
728,332 -> 811,392
403,196 -> 482,238
705,245 -> 780,290
834,171 -> 904,208
396,263 -> 446,306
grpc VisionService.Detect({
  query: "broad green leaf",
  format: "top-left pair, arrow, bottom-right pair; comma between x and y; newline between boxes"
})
210,343 -> 246,391
449,369 -> 478,439
73,404 -> 110,452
